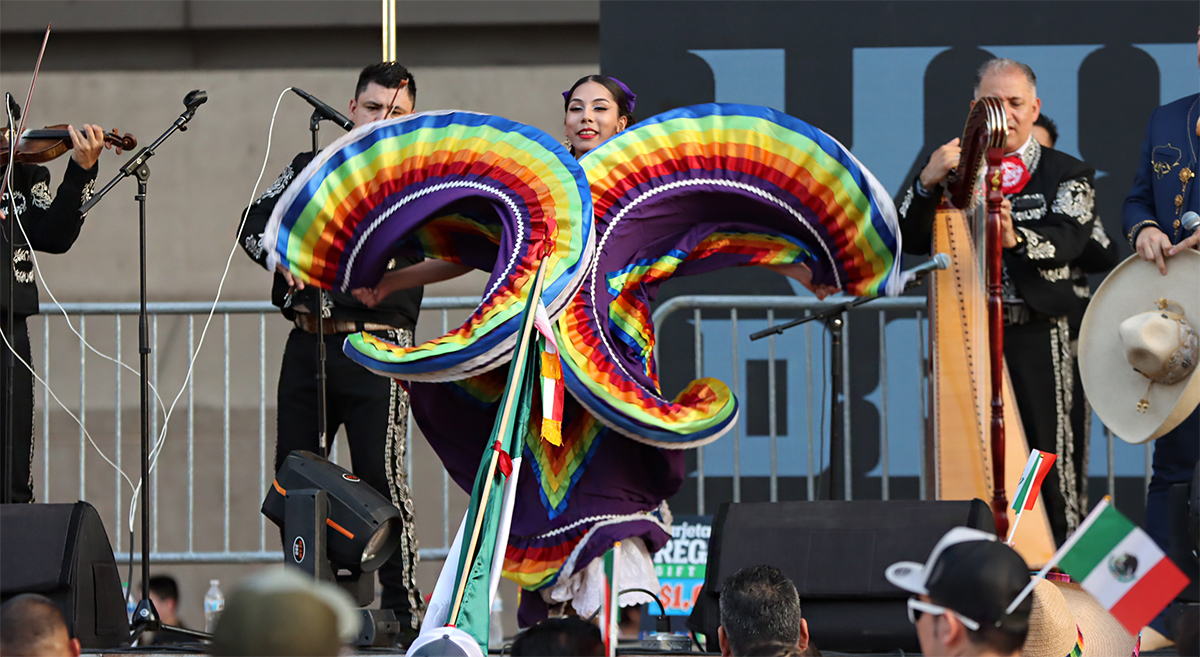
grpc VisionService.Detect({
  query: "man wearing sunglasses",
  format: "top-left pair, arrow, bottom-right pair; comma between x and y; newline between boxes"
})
886,527 -> 1032,656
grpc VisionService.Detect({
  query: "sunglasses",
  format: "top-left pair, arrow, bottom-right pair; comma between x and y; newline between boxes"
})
906,596 -> 981,631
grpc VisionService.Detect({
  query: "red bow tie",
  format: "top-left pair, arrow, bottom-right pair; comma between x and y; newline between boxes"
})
1000,156 -> 1031,195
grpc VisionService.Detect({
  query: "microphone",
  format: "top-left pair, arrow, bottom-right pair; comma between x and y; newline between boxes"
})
290,88 -> 353,131
1182,211 -> 1200,234
183,89 -> 208,109
5,93 -> 20,123
902,252 -> 951,289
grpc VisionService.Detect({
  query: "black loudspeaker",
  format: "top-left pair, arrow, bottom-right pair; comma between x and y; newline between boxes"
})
0,502 -> 129,649
687,499 -> 994,654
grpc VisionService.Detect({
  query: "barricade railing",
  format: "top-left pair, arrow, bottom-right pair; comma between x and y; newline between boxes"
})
31,293 -> 1147,566
33,297 -> 477,565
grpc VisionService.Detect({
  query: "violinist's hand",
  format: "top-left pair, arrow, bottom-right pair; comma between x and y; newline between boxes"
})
919,138 -> 961,189
69,124 -> 105,170
759,262 -> 841,300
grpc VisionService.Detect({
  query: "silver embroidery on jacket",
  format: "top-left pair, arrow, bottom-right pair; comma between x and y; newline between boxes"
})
81,179 -> 96,206
1038,264 -> 1072,282
256,163 -> 295,204
1011,193 -> 1046,223
4,191 -> 27,216
30,181 -> 52,210
12,248 -> 34,283
1018,227 -> 1056,260
898,186 -> 914,218
1089,221 -> 1111,248
1051,179 -> 1095,224
244,235 -> 264,260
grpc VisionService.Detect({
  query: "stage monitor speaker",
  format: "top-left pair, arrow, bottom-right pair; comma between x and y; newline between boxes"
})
0,501 -> 130,649
687,499 -> 994,654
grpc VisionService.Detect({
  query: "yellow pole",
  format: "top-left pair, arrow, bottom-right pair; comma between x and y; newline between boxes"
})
381,0 -> 389,61
388,0 -> 397,61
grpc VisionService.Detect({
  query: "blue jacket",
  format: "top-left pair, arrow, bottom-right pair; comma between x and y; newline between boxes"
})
1123,93 -> 1200,248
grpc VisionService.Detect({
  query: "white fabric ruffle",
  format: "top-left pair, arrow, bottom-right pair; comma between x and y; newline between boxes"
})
542,537 -> 660,617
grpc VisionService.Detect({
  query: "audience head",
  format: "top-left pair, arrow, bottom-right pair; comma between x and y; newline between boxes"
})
407,626 -> 486,657
887,527 -> 1031,657
350,61 -> 417,125
718,565 -> 809,657
972,58 -> 1041,153
563,74 -> 637,158
0,593 -> 81,657
210,567 -> 359,656
1032,114 -> 1058,149
510,616 -> 604,656
146,575 -> 180,624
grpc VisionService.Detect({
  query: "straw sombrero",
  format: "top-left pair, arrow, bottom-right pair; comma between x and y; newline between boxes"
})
1055,581 -> 1138,657
1022,579 -> 1078,657
1079,251 -> 1200,444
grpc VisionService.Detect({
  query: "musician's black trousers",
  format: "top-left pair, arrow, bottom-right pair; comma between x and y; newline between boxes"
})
0,316 -> 34,504
275,327 -> 423,631
1005,317 -> 1088,546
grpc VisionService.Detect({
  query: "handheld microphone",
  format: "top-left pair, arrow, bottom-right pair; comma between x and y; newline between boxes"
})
1182,211 -> 1200,234
290,88 -> 353,131
903,252 -> 951,289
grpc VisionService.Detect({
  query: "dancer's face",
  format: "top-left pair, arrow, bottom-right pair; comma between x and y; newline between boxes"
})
565,81 -> 628,158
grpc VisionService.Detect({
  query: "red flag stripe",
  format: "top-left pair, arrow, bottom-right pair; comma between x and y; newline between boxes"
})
1024,453 -> 1057,511
1107,557 -> 1190,636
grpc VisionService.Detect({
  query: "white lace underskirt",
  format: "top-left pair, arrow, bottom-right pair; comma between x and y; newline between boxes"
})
542,536 -> 660,617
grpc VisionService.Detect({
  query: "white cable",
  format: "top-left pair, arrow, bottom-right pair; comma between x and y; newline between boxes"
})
129,87 -> 291,531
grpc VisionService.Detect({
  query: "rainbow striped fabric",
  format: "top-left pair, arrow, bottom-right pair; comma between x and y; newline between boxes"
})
263,110 -> 595,381
556,103 -> 905,447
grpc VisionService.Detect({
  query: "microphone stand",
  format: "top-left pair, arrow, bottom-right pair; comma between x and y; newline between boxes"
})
79,90 -> 210,645
750,297 -> 866,500
309,109 -> 330,458
2,96 -> 16,504
749,257 -> 948,500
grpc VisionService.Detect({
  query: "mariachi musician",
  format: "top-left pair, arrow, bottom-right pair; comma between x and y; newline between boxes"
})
0,103 -> 106,503
895,58 -> 1103,546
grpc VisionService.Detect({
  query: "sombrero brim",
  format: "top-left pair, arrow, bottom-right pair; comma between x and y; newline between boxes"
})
1079,251 -> 1200,444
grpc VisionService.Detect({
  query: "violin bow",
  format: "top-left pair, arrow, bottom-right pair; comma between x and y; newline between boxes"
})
0,23 -> 52,205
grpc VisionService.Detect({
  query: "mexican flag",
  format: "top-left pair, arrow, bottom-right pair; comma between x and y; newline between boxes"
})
598,542 -> 622,657
1011,449 -> 1056,512
422,261 -> 548,651
1055,499 -> 1189,635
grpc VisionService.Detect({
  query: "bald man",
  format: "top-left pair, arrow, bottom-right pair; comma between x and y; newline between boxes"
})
0,594 -> 81,657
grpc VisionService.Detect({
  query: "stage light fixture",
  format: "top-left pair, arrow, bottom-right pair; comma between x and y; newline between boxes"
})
261,451 -> 403,647
262,450 -> 401,573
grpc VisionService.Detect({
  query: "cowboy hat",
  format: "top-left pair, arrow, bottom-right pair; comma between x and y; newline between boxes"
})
1021,576 -> 1140,657
1079,251 -> 1200,444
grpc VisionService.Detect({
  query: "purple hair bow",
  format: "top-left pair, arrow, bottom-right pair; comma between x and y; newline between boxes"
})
562,76 -> 637,114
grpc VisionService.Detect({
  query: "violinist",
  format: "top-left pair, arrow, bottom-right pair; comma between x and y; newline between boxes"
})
0,113 -> 106,504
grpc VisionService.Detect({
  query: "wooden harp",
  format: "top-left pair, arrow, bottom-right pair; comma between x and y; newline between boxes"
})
928,98 -> 1055,564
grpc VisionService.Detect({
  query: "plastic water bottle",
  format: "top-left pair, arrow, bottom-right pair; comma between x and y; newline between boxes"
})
488,596 -> 504,648
203,579 -> 224,633
124,583 -> 136,623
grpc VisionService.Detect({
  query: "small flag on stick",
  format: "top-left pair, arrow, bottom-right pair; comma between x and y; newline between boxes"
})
1006,449 -> 1056,543
1055,499 -> 1189,635
598,541 -> 622,657
1008,498 -> 1189,636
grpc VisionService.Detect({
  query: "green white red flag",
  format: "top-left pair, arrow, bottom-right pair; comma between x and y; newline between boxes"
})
1055,499 -> 1189,635
1011,449 -> 1056,512
599,542 -> 622,657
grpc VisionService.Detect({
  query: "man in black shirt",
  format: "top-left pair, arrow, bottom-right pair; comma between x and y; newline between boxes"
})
1,121 -> 105,504
238,62 -> 424,635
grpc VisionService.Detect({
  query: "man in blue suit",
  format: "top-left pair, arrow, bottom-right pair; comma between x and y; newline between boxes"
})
1121,26 -> 1199,573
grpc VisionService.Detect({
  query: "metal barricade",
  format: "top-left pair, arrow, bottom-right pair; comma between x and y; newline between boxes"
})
32,297 -> 477,565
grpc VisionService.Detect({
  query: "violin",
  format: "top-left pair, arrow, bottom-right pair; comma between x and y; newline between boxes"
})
0,125 -> 137,164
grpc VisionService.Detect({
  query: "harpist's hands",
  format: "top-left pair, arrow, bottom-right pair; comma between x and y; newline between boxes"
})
999,198 -> 1017,249
919,138 -> 961,190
